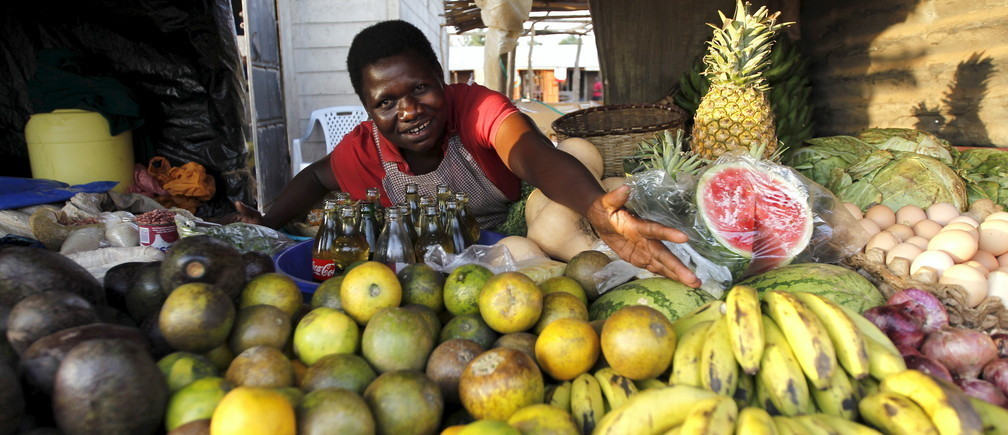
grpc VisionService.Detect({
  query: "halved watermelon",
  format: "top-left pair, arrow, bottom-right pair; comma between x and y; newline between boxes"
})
695,161 -> 814,278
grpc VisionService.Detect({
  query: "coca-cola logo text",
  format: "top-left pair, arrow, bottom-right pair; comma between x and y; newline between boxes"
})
312,259 -> 336,280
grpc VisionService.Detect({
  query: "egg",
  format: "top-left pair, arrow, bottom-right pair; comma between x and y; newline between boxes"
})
842,202 -> 863,220
927,229 -> 978,263
912,219 -> 943,240
940,264 -> 989,307
911,250 -> 955,278
947,215 -> 979,227
979,219 -> 1008,256
942,222 -> 980,241
985,211 -> 1008,223
972,250 -> 1001,272
988,270 -> 1008,306
865,204 -> 896,229
895,205 -> 927,226
885,224 -> 914,242
1001,252 -> 1008,267
904,236 -> 930,251
866,231 -> 900,254
926,202 -> 960,226
858,219 -> 882,237
964,260 -> 990,274
886,242 -> 924,265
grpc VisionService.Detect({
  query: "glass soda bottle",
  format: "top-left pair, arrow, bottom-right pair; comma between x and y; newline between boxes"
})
358,200 -> 380,256
454,192 -> 481,245
435,184 -> 452,213
397,202 -> 419,243
404,182 -> 421,231
444,199 -> 468,253
366,186 -> 384,226
415,204 -> 454,258
373,206 -> 416,271
311,199 -> 339,282
330,205 -> 370,274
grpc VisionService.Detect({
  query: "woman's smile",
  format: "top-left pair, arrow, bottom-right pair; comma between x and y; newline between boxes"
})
361,50 -> 448,157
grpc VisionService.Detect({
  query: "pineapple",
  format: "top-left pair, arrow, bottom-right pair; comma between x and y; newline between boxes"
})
690,0 -> 791,160
628,129 -> 705,177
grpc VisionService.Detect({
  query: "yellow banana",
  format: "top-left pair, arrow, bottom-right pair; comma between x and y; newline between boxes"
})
594,367 -> 638,410
793,415 -> 841,435
865,335 -> 907,381
758,315 -> 811,416
571,372 -> 605,435
794,292 -> 870,380
669,320 -> 712,387
634,378 -> 667,391
725,284 -> 764,375
762,291 -> 837,389
735,406 -> 777,435
594,385 -> 720,435
701,316 -> 739,396
879,370 -> 983,435
859,391 -> 940,435
810,363 -> 860,420
810,413 -> 881,435
838,304 -> 901,356
663,426 -> 681,435
859,375 -> 880,398
969,396 -> 1008,435
754,374 -> 782,416
772,416 -> 806,435
672,300 -> 725,337
679,395 -> 739,435
733,372 -> 756,410
546,381 -> 573,413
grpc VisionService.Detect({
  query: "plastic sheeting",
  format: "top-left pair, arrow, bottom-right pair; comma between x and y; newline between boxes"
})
0,0 -> 254,217
475,0 -> 532,92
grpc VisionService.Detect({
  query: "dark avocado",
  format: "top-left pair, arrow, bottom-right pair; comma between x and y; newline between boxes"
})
0,246 -> 105,307
52,339 -> 168,435
160,235 -> 246,300
103,261 -> 148,313
140,311 -> 176,360
124,261 -> 165,323
6,291 -> 100,355
0,361 -> 24,435
19,323 -> 149,395
243,251 -> 276,281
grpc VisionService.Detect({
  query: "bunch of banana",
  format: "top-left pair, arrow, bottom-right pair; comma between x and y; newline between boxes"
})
551,367 -> 647,434
673,34 -> 814,154
857,369 -> 985,435
773,413 -> 881,435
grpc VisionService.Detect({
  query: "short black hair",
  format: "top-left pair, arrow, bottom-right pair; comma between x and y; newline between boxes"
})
346,20 -> 443,99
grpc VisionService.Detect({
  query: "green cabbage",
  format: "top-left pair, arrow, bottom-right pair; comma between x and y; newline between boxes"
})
955,148 -> 1008,208
855,128 -> 958,166
827,150 -> 967,212
786,136 -> 874,186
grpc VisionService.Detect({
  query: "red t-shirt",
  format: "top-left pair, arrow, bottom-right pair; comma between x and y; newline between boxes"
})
329,83 -> 521,206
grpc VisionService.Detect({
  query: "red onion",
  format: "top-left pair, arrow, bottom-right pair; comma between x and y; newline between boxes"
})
863,303 -> 926,349
904,354 -> 955,383
991,331 -> 1008,359
921,327 -> 999,380
981,358 -> 1008,395
898,345 -> 922,358
886,288 -> 949,334
955,378 -> 1008,407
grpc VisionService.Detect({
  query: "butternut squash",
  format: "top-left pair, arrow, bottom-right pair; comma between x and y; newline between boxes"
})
556,138 -> 604,180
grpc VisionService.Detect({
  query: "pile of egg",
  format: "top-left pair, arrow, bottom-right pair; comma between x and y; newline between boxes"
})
848,201 -> 1008,309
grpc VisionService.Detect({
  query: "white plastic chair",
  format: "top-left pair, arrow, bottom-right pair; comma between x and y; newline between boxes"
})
290,105 -> 370,176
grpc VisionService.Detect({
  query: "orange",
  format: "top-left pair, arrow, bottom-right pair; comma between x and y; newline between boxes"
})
444,264 -> 494,316
458,419 -> 520,435
209,386 -> 295,435
360,306 -> 435,373
539,276 -> 588,306
297,387 -> 375,435
164,376 -> 232,432
397,262 -> 445,312
292,307 -> 359,366
240,272 -> 303,318
363,370 -> 444,435
534,318 -> 599,381
459,347 -> 544,421
440,313 -> 499,349
340,261 -> 402,324
478,272 -> 543,334
600,305 -> 677,380
532,291 -> 588,334
310,275 -> 344,310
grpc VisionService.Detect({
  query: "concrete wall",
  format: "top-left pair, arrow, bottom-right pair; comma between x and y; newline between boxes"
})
277,0 -> 447,166
802,0 -> 1008,147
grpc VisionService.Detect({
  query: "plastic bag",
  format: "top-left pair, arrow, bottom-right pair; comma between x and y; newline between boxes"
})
174,213 -> 296,256
423,244 -> 519,275
624,151 -> 870,291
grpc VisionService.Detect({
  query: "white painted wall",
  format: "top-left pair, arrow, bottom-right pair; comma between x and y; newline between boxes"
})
277,0 -> 448,167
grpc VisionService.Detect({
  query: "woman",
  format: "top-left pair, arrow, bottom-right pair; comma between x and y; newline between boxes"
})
233,20 -> 699,287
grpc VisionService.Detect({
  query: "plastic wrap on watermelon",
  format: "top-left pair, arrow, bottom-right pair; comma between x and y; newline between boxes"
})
624,150 -> 870,286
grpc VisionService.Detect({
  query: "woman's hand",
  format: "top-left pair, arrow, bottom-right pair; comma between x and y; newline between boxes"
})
232,201 -> 265,225
587,185 -> 701,288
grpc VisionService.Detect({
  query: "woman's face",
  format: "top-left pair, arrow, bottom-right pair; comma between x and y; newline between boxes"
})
360,51 -> 448,156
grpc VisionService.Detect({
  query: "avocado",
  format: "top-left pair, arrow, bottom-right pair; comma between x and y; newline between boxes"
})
0,246 -> 105,307
160,236 -> 246,300
19,323 -> 149,395
243,251 -> 276,281
0,361 -> 24,435
0,306 -> 16,370
52,339 -> 168,435
103,261 -> 147,313
140,310 -> 176,360
124,261 -> 166,323
6,291 -> 100,355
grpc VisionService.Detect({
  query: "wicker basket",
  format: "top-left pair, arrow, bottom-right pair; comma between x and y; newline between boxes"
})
552,104 -> 688,178
844,251 -> 1008,332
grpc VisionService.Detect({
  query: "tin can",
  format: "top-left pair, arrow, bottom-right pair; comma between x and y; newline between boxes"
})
138,223 -> 179,251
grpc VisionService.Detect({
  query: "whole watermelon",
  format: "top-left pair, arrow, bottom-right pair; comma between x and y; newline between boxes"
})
589,278 -> 716,322
737,263 -> 885,313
